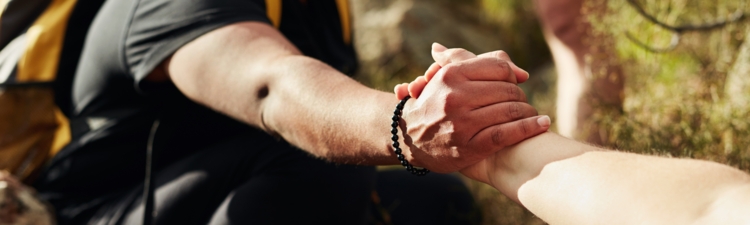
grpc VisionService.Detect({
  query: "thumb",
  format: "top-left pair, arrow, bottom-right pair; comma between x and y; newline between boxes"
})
431,42 -> 476,67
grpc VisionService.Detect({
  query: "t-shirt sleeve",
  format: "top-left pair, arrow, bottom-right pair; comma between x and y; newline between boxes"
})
124,0 -> 271,93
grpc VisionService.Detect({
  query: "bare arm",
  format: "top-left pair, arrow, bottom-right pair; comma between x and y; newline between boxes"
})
163,22 -> 396,165
404,48 -> 750,224
479,132 -> 750,224
153,22 -> 549,171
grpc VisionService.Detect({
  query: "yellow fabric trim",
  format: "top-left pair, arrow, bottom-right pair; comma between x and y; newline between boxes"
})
50,106 -> 70,157
0,0 -> 74,180
335,0 -> 351,45
16,0 -> 77,82
263,0 -> 349,44
265,0 -> 282,28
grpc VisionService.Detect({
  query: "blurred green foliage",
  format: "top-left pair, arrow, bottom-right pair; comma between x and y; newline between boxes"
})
359,0 -> 750,224
585,0 -> 750,171
353,0 -> 551,100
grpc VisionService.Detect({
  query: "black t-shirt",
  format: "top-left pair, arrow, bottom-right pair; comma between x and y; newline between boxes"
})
30,0 -> 357,219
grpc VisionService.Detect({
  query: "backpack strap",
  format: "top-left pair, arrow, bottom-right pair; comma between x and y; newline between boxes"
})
264,0 -> 351,44
334,0 -> 351,45
265,0 -> 282,28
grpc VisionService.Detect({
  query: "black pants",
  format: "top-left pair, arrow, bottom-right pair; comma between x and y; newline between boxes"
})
84,135 -> 479,224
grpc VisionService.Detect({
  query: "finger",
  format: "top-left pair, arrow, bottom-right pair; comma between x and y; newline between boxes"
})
440,57 -> 517,83
477,50 -> 530,83
394,83 -> 410,100
469,102 -> 538,132
408,76 -> 428,98
459,82 -> 528,108
424,62 -> 442,81
470,115 -> 551,150
432,43 -> 477,66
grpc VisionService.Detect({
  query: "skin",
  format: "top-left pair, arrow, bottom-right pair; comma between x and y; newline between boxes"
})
147,21 -> 550,173
479,132 -> 750,225
0,17 -> 552,221
402,48 -> 750,224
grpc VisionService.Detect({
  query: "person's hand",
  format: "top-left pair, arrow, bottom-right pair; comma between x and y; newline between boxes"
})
395,43 -> 549,173
394,44 -> 531,99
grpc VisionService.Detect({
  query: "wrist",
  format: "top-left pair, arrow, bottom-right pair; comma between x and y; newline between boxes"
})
390,96 -> 429,176
395,98 -> 419,164
486,132 -> 598,200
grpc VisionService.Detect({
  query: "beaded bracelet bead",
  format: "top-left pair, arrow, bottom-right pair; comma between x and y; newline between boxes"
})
391,96 -> 430,176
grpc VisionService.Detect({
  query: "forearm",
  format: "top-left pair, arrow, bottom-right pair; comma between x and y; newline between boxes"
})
476,132 -> 597,202
168,22 -> 551,170
489,133 -> 750,224
260,56 -> 400,164
167,22 -> 399,165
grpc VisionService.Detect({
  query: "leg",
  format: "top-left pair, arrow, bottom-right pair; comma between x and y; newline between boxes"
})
87,133 -> 376,224
372,170 -> 481,225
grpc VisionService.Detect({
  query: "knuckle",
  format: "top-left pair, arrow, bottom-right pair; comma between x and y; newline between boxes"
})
506,103 -> 522,119
492,59 -> 512,79
519,118 -> 530,135
442,64 -> 460,75
495,59 -> 511,72
505,84 -> 521,100
491,127 -> 504,146
441,64 -> 464,81
444,92 -> 461,109
496,50 -> 509,59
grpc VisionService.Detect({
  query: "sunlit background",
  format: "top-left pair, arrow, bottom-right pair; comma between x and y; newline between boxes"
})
350,0 -> 750,224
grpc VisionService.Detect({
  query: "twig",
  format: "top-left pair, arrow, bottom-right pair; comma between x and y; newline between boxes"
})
625,31 -> 680,53
625,0 -> 748,52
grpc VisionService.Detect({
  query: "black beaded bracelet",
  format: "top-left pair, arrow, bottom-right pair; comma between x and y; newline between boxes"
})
391,96 -> 430,176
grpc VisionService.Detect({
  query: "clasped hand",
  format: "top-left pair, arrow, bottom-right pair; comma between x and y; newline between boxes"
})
395,43 -> 549,176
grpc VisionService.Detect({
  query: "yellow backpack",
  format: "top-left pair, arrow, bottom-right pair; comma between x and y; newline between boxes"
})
0,0 -> 74,182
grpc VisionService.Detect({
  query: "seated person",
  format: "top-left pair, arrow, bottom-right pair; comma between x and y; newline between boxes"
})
398,44 -> 750,224
0,0 -> 546,224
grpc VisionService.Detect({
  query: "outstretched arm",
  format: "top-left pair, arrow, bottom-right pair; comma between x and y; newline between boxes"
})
149,22 -> 549,172
476,132 -> 750,224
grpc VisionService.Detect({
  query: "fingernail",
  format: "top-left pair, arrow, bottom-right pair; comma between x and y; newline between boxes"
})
537,116 -> 551,128
432,42 -> 447,52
